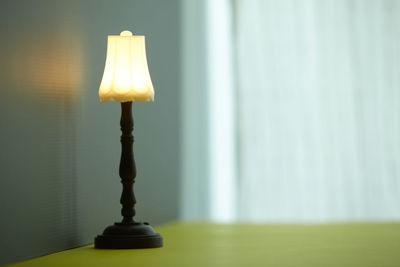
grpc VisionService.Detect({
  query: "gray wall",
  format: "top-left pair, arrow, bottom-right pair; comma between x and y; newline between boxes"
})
0,0 -> 180,264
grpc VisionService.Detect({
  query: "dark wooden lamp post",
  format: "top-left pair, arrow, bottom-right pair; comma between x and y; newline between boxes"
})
94,30 -> 163,249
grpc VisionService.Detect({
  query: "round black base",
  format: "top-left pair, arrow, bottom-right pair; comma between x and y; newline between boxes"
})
95,222 -> 163,249
95,233 -> 163,249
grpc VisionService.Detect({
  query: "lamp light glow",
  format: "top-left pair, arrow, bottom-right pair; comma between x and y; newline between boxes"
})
99,31 -> 154,102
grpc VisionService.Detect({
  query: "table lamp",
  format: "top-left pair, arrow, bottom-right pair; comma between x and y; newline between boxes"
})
94,30 -> 163,249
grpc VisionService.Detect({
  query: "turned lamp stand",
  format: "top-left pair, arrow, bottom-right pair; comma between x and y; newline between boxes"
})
95,102 -> 163,249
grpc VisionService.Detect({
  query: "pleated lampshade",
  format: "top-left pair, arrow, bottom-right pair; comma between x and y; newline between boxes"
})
99,30 -> 154,103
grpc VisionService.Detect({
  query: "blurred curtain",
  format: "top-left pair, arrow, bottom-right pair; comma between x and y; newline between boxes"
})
234,0 -> 400,222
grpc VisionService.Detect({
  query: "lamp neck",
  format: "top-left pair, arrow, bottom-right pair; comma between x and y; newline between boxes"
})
119,101 -> 137,223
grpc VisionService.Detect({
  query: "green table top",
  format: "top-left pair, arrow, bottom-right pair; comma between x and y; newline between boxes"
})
10,222 -> 400,267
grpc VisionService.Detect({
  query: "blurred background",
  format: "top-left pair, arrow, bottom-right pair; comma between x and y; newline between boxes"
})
1,0 -> 400,264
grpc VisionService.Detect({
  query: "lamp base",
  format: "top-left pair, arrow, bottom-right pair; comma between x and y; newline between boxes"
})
95,222 -> 163,249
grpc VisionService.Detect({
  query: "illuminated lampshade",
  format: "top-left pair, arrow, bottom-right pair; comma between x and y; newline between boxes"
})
99,30 -> 154,102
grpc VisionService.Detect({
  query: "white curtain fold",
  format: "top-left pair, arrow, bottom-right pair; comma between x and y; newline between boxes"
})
234,0 -> 400,222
